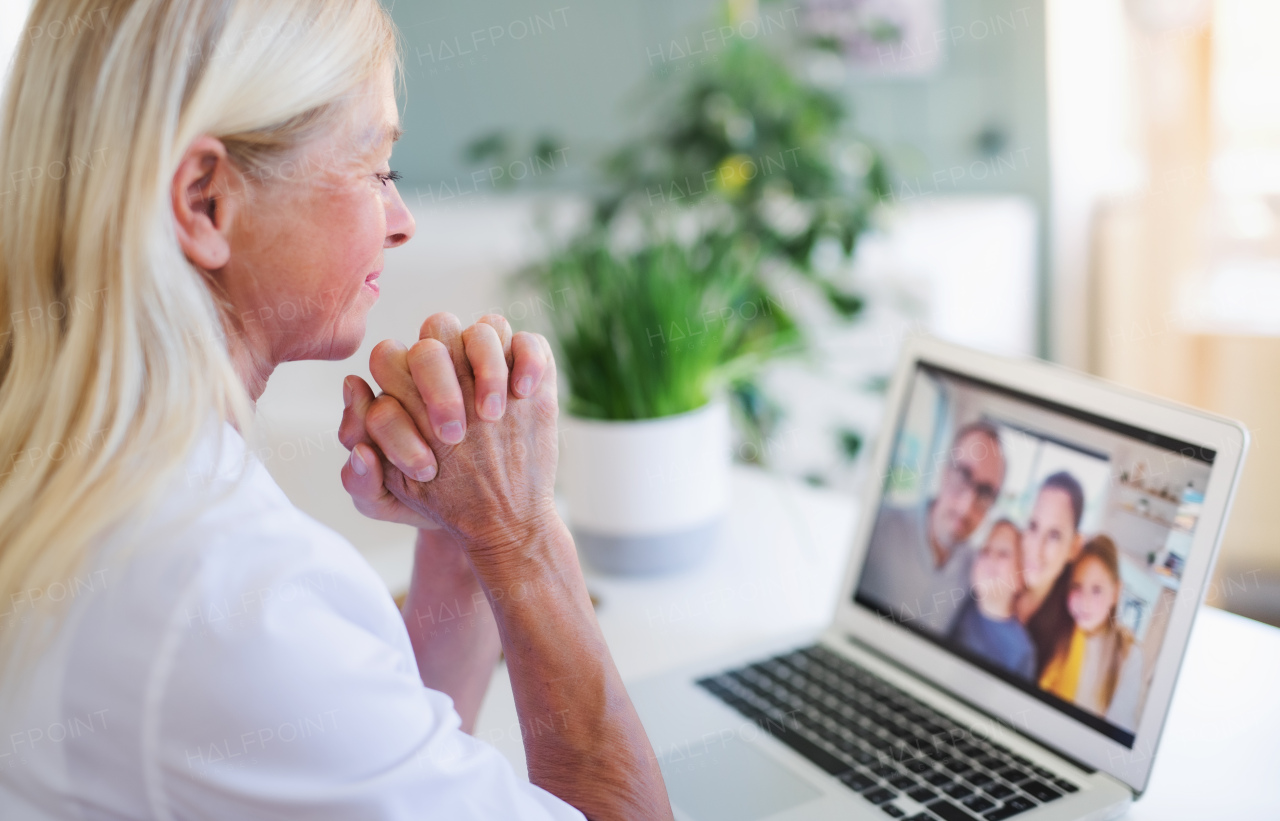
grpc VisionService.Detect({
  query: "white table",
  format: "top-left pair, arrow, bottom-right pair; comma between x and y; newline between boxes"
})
465,465 -> 1280,818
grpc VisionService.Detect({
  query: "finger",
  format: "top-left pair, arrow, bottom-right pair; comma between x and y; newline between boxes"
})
509,331 -> 548,399
418,312 -> 467,371
340,442 -> 444,530
340,441 -> 388,518
407,338 -> 467,444
534,332 -> 557,387
463,322 -> 509,421
418,312 -> 474,407
476,313 -> 513,364
338,375 -> 377,450
366,395 -> 439,483
368,338 -> 433,432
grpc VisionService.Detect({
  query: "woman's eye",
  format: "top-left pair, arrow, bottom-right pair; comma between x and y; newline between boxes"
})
378,170 -> 402,186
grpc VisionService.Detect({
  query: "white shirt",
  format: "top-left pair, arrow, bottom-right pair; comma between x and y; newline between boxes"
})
0,423 -> 585,821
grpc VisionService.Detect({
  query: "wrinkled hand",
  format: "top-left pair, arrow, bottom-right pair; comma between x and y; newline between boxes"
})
338,313 -> 553,534
339,313 -> 561,562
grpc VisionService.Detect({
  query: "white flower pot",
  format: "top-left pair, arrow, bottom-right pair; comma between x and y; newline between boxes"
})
559,399 -> 730,575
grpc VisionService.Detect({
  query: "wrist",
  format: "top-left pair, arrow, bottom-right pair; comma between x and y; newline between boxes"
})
459,504 -> 569,570
465,513 -> 580,603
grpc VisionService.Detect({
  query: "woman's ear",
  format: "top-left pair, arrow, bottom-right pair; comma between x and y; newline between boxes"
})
172,135 -> 241,271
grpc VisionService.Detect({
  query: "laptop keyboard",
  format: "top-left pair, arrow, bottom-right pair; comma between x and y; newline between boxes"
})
696,645 -> 1080,821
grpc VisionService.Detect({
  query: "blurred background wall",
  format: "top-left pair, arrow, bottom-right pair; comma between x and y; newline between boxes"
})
389,0 -> 1052,345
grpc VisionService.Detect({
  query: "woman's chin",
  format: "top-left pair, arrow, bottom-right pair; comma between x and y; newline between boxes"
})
331,331 -> 367,361
310,325 -> 368,362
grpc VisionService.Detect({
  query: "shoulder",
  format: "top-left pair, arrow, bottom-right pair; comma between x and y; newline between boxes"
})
118,426 -> 416,702
93,425 -> 404,653
139,473 -> 579,818
11,425 -> 582,820
867,504 -> 923,550
69,422 -> 416,731
876,504 -> 918,530
119,422 -> 392,606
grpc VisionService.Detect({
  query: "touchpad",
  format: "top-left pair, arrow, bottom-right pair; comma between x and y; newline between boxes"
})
659,733 -> 822,821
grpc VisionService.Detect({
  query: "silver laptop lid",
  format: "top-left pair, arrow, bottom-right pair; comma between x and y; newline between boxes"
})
832,336 -> 1249,795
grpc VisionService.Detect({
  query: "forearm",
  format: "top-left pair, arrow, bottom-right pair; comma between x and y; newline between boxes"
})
472,519 -> 673,821
401,528 -> 503,733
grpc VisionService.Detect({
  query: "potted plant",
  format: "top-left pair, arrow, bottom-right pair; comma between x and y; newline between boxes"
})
493,1 -> 889,572
532,229 -> 792,573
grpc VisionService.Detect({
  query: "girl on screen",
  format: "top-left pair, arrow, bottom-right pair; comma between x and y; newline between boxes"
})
950,519 -> 1036,679
1039,535 -> 1144,730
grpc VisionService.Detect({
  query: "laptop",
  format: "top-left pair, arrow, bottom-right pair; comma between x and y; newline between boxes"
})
628,335 -> 1249,821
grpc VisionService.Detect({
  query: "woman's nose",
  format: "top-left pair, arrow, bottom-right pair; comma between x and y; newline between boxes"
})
385,186 -> 415,248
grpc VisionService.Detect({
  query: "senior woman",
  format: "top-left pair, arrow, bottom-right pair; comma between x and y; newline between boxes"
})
0,1 -> 671,819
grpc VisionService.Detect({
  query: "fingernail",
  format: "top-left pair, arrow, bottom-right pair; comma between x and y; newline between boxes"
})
483,393 -> 503,419
440,421 -> 464,444
516,377 -> 532,396
342,378 -> 352,409
350,448 -> 368,477
415,463 -> 437,482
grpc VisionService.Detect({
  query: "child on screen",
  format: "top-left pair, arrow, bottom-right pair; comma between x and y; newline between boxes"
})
950,519 -> 1036,680
1039,535 -> 1144,730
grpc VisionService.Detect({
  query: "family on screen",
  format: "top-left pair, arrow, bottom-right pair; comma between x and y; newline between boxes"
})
859,421 -> 1144,731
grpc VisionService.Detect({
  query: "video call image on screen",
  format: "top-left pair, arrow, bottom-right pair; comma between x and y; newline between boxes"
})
854,363 -> 1214,748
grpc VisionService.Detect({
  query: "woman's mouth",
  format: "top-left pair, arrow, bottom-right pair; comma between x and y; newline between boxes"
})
364,270 -> 382,294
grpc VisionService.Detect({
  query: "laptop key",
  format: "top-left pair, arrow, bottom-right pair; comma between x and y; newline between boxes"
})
927,799 -> 982,821
863,787 -> 897,805
996,767 -> 1029,783
963,795 -> 995,813
925,770 -> 954,787
1030,765 -> 1055,779
983,795 -> 1037,819
1022,779 -> 1063,803
967,771 -> 994,787
903,758 -> 933,774
1053,778 -> 1079,793
840,771 -> 876,792
751,718 -> 851,776
906,786 -> 937,803
985,784 -> 1014,800
942,783 -> 973,799
889,774 -> 916,790
881,805 -> 906,818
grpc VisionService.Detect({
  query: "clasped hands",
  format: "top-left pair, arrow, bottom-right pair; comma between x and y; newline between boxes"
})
337,312 -> 561,566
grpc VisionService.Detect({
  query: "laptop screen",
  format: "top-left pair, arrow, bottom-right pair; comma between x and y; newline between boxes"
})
852,361 -> 1215,749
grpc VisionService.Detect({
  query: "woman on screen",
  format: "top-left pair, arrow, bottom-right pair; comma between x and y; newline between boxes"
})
1016,471 -> 1086,675
1039,536 -> 1144,730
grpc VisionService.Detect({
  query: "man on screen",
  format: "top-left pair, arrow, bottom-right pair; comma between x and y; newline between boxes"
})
860,420 -> 1006,636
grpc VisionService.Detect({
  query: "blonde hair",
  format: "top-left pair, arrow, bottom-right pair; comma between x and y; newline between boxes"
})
0,0 -> 400,659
